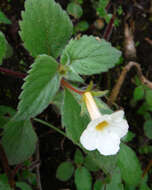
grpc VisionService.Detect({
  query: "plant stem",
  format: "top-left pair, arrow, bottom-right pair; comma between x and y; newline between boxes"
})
61,78 -> 84,95
0,66 -> 26,78
35,143 -> 43,190
33,118 -> 67,137
0,143 -> 15,188
0,66 -> 84,95
103,14 -> 115,41
142,159 -> 152,178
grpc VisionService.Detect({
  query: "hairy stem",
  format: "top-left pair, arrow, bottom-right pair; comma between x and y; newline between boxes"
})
0,66 -> 84,95
61,78 -> 84,95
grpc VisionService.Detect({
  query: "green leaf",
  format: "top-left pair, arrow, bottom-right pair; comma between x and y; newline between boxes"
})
0,174 -> 9,184
145,90 -> 152,106
0,116 -> 8,128
51,90 -> 64,113
21,170 -> 37,186
16,182 -> 32,190
65,66 -> 84,83
0,11 -> 11,24
0,32 -> 7,64
139,145 -> 152,154
62,89 -> 87,143
19,0 -> 73,58
74,149 -> 84,165
125,184 -> 136,190
67,2 -> 83,19
122,131 -> 135,142
105,14 -> 112,24
134,76 -> 142,86
137,103 -> 149,115
56,161 -> 74,181
117,144 -> 142,186
94,180 -> 103,190
143,112 -> 152,120
74,167 -> 92,190
144,120 -> 152,139
87,151 -> 117,174
0,32 -> 13,64
17,55 -> 60,120
139,183 -> 151,190
133,86 -> 144,101
2,119 -> 37,165
75,21 -> 89,33
106,168 -> 124,190
84,154 -> 100,172
0,105 -> 16,128
106,183 -> 124,190
139,175 -> 151,190
0,181 -> 11,190
77,0 -> 83,4
98,0 -> 109,10
61,35 -> 121,76
92,90 -> 108,98
95,97 -> 113,115
0,105 -> 16,116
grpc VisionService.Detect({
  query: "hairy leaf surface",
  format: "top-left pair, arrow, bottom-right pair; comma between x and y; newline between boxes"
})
17,55 -> 60,119
20,0 -> 73,58
62,89 -> 87,143
117,143 -> 142,186
2,119 -> 37,165
61,35 -> 121,76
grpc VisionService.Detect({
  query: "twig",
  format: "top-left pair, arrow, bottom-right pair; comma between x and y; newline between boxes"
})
145,37 -> 152,46
124,22 -> 136,60
103,14 -> 115,41
105,1 -> 112,11
0,143 -> 15,189
142,159 -> 152,178
108,61 -> 152,105
12,164 -> 23,178
0,67 -> 26,79
0,66 -> 84,95
35,143 -> 43,190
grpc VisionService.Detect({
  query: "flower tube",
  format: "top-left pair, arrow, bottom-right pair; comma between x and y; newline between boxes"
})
80,92 -> 129,156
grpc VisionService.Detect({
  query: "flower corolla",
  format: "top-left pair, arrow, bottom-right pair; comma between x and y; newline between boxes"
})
80,92 -> 129,156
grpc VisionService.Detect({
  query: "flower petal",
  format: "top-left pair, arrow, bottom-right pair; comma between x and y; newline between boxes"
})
111,110 -> 124,121
96,132 -> 120,156
109,119 -> 129,138
80,127 -> 97,151
84,92 -> 102,120
80,109 -> 129,156
80,118 -> 109,151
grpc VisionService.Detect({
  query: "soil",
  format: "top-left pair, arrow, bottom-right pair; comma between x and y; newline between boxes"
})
0,0 -> 152,189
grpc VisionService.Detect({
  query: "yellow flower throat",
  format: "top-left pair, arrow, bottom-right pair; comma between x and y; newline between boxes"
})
96,121 -> 109,131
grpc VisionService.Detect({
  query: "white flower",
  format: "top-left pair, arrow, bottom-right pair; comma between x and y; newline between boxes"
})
80,92 -> 129,156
